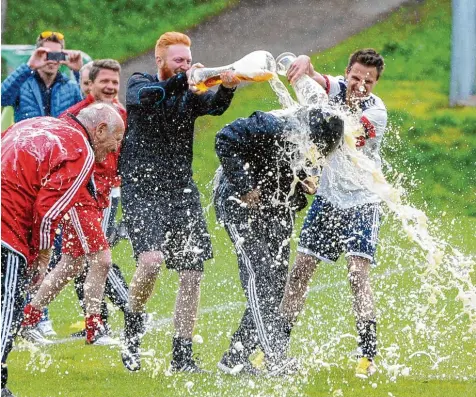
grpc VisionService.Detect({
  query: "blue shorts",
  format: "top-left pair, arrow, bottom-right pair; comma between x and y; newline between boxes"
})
298,195 -> 380,263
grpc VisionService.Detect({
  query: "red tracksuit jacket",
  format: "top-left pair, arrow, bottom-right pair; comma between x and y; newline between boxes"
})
1,116 -> 95,265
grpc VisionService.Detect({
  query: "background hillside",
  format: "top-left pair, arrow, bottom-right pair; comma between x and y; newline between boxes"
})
1,0 -> 236,61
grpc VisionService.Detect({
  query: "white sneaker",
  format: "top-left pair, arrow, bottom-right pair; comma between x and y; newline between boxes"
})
36,320 -> 57,336
266,357 -> 299,377
21,327 -> 54,345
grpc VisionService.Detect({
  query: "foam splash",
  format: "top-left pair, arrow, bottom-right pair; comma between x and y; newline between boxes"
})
268,77 -> 476,382
2,118 -> 68,171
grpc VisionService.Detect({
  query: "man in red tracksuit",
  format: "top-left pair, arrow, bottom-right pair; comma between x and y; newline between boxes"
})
1,103 -> 125,396
22,59 -> 128,346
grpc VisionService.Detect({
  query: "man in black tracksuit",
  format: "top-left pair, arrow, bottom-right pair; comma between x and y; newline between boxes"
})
118,32 -> 240,372
214,107 -> 344,375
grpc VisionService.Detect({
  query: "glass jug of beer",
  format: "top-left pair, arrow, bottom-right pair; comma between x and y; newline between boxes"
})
276,52 -> 328,107
190,50 -> 277,92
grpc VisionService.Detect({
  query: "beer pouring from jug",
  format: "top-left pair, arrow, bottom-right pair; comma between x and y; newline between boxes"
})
276,52 -> 328,107
190,51 -> 277,92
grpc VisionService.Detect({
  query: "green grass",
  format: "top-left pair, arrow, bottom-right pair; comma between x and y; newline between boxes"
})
2,0 -> 236,62
7,0 -> 476,396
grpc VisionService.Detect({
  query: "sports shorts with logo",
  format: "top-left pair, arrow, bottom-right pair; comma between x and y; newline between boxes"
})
298,195 -> 380,263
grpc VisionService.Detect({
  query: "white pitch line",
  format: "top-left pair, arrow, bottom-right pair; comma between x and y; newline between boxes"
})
18,266 -> 405,347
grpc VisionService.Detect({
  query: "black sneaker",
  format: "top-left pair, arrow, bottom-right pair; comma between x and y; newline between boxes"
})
170,358 -> 208,373
218,351 -> 260,376
121,311 -> 145,372
121,344 -> 141,372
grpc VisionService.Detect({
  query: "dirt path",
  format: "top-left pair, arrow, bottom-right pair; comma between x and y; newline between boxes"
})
119,0 -> 413,100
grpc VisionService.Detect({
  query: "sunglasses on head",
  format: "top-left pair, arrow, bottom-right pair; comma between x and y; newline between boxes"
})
39,31 -> 64,40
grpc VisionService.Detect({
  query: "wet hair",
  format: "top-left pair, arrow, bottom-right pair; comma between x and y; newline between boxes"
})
155,31 -> 191,59
36,33 -> 65,49
347,49 -> 385,80
89,59 -> 121,82
76,102 -> 124,134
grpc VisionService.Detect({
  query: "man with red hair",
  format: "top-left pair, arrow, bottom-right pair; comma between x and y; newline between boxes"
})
119,31 -> 240,372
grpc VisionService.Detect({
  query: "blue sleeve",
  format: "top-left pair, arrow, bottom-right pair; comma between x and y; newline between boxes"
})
215,111 -> 281,196
192,85 -> 235,117
1,64 -> 34,106
68,77 -> 82,104
126,72 -> 189,106
73,70 -> 81,85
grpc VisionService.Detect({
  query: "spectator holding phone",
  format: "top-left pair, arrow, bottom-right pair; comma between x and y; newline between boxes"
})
1,30 -> 83,122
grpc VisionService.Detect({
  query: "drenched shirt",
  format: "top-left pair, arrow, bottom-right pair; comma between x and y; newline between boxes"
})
317,75 -> 387,208
119,72 -> 235,193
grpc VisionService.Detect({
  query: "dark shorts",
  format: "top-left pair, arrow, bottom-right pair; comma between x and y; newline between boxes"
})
121,182 -> 212,272
298,195 -> 380,263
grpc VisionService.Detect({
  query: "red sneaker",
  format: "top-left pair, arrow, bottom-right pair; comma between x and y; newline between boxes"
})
21,304 -> 43,327
85,314 -> 119,346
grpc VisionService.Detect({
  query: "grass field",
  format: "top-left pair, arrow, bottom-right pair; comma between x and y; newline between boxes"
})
7,0 -> 476,396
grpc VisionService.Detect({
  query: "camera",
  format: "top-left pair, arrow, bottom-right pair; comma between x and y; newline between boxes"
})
46,52 -> 67,62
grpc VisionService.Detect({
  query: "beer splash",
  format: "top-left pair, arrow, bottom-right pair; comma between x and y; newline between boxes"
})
191,50 -> 277,92
267,74 -> 476,380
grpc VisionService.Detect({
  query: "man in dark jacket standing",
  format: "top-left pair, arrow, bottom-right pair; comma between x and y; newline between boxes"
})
214,107 -> 343,375
119,31 -> 240,373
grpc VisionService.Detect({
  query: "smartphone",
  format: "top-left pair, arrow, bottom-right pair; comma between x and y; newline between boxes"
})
46,52 -> 67,61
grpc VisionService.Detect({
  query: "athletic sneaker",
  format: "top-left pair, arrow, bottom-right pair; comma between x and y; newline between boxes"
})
36,320 -> 57,337
73,324 -> 113,339
121,345 -> 141,372
86,327 -> 119,346
266,356 -> 299,377
218,351 -> 260,376
88,333 -> 120,346
70,329 -> 87,338
1,387 -> 15,397
170,357 -> 208,373
355,357 -> 377,379
20,327 -> 54,345
122,312 -> 146,372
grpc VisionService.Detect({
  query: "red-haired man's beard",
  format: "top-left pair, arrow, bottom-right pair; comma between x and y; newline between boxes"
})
161,64 -> 187,80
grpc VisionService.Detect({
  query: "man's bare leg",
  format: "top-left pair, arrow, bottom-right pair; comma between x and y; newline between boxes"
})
174,269 -> 202,338
347,256 -> 377,360
83,250 -> 112,316
30,255 -> 84,310
21,255 -> 84,333
128,251 -> 163,312
171,269 -> 203,371
280,253 -> 319,323
122,250 -> 163,371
